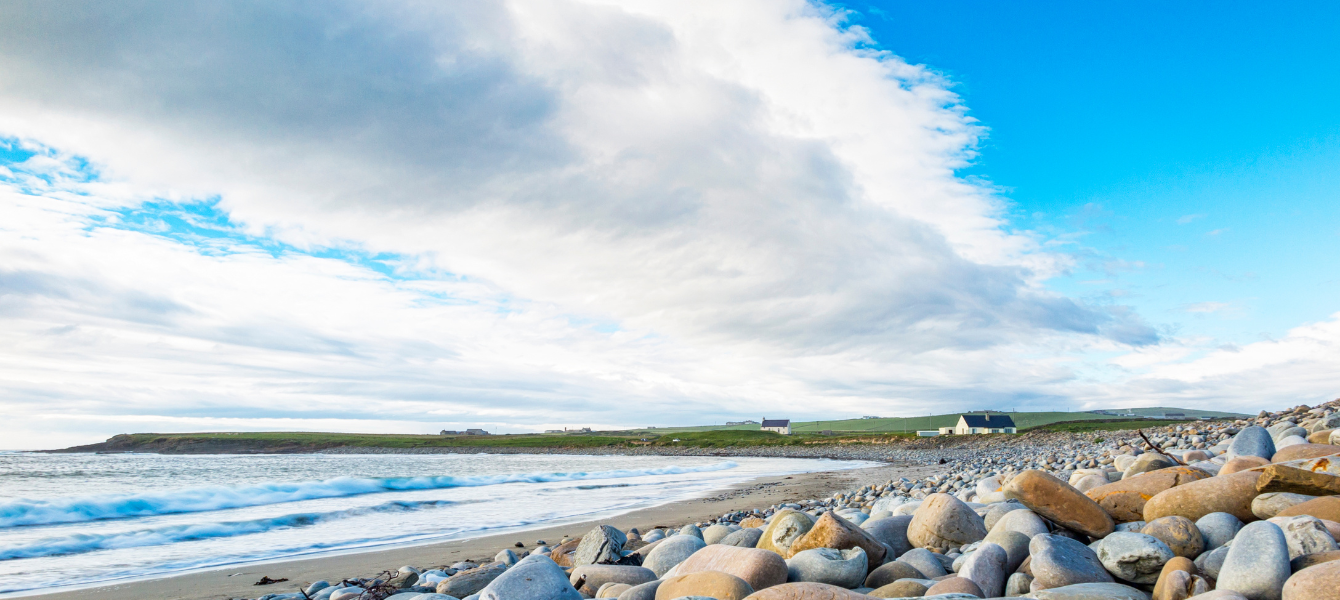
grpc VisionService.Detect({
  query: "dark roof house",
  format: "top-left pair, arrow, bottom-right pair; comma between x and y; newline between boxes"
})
960,414 -> 1016,429
761,419 -> 790,428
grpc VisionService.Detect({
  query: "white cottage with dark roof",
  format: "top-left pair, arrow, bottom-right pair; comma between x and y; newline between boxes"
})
953,413 -> 1016,434
760,418 -> 791,435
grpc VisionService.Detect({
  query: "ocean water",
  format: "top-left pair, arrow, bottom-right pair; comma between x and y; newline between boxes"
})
0,451 -> 870,596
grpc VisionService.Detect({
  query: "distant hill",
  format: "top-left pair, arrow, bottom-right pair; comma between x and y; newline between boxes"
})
630,406 -> 1249,435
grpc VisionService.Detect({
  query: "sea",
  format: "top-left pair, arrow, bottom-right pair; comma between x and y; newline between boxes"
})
0,451 -> 872,596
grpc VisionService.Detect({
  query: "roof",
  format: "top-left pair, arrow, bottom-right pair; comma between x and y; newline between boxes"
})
761,419 -> 790,428
960,414 -> 1015,428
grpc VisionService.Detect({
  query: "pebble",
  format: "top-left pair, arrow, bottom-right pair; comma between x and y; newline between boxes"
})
1196,512 -> 1244,550
568,565 -> 655,596
1281,557 -> 1340,600
924,576 -> 983,597
1253,493 -> 1317,520
672,544 -> 788,591
1216,520 -> 1291,600
656,571 -> 753,600
990,507 -> 1050,538
1087,467 -> 1212,523
1142,516 -> 1205,559
757,510 -> 813,556
787,511 -> 886,569
1143,470 -> 1263,523
785,547 -> 867,588
957,540 -> 1006,597
477,555 -> 580,600
643,534 -> 706,577
1005,470 -> 1115,539
906,493 -> 988,552
1025,582 -> 1152,599
1274,515 -> 1338,560
897,547 -> 949,578
860,515 -> 912,556
1225,426 -> 1276,461
1096,532 -> 1175,584
718,528 -> 763,548
1030,533 -> 1115,591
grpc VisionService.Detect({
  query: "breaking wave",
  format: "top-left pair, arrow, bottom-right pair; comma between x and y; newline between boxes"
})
0,461 -> 737,528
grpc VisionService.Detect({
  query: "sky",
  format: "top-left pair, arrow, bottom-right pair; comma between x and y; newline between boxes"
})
0,0 -> 1337,449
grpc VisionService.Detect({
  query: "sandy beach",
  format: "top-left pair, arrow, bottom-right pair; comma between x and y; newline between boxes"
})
29,461 -> 938,600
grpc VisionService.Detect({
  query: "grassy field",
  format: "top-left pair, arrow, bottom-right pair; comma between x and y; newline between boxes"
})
1023,418 -> 1199,433
630,406 -> 1244,435
74,406 -> 1244,453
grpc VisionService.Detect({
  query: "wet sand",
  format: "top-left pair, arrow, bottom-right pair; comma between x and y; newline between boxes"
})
31,461 -> 939,600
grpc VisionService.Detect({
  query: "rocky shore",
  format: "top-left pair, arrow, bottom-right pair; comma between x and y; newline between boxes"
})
193,402 -> 1340,599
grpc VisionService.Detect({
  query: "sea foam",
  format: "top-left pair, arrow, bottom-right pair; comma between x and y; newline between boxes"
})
0,461 -> 737,528
0,499 -> 456,560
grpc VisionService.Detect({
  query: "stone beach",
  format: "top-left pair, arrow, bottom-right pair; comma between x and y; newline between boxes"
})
48,401 -> 1340,600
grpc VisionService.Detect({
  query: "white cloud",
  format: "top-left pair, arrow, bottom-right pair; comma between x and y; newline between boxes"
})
0,0 -> 1327,448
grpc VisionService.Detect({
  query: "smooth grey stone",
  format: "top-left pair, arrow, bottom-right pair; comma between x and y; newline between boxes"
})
933,551 -> 956,570
983,501 -> 1027,531
1114,521 -> 1146,533
1277,426 -> 1308,441
1095,532 -> 1173,584
987,529 -> 1031,573
701,524 -> 733,545
641,530 -> 665,543
992,508 -> 1050,538
1024,582 -> 1151,599
1277,515 -> 1338,560
1194,546 -> 1229,581
1189,460 -> 1221,475
1029,534 -> 1114,590
951,550 -> 970,573
409,595 -> 458,600
305,582 -> 331,595
641,533 -> 705,577
862,515 -> 913,556
1006,572 -> 1033,596
786,546 -> 867,588
438,562 -> 507,598
1196,512 -> 1243,550
872,495 -> 909,513
494,549 -> 518,566
574,525 -> 627,566
615,580 -> 660,600
717,528 -> 762,548
568,565 -> 655,596
959,541 -> 1007,597
1216,520 -> 1290,600
899,548 -> 949,578
678,524 -> 704,540
1225,426 -> 1276,461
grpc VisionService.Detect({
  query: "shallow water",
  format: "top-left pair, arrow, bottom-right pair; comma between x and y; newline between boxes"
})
0,452 -> 869,595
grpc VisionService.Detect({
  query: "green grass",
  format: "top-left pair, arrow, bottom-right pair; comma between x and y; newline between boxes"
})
629,407 -> 1246,436
1025,419 -> 1202,433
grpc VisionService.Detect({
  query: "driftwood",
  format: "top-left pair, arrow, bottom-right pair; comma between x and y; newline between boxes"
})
1138,429 -> 1185,466
254,576 -> 288,586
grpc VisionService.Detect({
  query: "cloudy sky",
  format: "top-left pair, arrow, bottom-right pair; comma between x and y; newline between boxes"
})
2,0 -> 1338,449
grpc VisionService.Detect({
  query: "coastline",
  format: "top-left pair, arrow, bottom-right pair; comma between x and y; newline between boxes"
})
22,461 -> 939,600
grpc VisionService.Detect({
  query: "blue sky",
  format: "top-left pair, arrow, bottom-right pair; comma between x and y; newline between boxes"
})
0,0 -> 1337,448
856,0 -> 1340,347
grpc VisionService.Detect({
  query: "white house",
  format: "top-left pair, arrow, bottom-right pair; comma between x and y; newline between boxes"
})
953,413 -> 1017,435
761,418 -> 791,435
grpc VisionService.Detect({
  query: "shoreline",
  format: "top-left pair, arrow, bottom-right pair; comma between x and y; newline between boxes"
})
21,461 -> 939,600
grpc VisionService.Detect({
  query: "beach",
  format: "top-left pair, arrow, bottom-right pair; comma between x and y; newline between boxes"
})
29,462 -> 931,600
